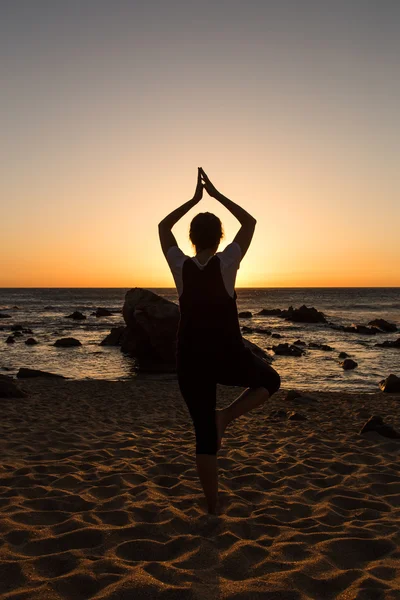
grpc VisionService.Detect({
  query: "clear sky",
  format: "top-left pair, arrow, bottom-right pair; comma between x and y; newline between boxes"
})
1,0 -> 399,287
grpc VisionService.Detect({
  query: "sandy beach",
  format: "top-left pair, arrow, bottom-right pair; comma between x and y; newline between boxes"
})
0,377 -> 399,599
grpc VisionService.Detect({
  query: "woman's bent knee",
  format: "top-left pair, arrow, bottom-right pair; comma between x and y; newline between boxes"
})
265,370 -> 281,396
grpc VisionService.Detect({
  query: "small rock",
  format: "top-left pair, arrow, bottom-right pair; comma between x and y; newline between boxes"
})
341,359 -> 358,370
257,308 -> 283,316
241,326 -> 254,334
308,342 -> 334,351
270,409 -> 287,418
253,327 -> 272,335
238,311 -> 253,318
17,368 -> 66,379
288,411 -> 307,421
285,390 -> 303,401
379,374 -> 400,393
360,415 -> 400,439
25,338 -> 38,345
54,337 -> 82,347
11,325 -> 23,331
0,375 -> 28,398
0,313 -> 11,319
5,336 -> 15,344
12,331 -> 23,337
271,333 -> 282,339
93,308 -> 113,317
293,340 -> 306,346
273,343 -> 303,357
65,311 -> 86,320
339,352 -> 349,359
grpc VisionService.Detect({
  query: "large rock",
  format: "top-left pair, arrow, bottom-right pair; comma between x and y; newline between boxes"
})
17,368 -> 66,379
116,288 -> 272,372
360,415 -> 400,439
379,374 -> 400,393
281,305 -> 327,323
0,374 -> 28,398
368,319 -> 397,332
257,305 -> 327,323
238,311 -> 253,318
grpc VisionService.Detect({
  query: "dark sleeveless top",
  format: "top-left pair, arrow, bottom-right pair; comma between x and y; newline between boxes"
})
176,254 -> 245,362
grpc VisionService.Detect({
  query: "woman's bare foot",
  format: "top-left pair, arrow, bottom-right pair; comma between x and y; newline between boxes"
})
215,409 -> 229,452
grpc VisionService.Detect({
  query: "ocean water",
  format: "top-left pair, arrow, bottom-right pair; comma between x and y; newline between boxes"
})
1,287 -> 399,392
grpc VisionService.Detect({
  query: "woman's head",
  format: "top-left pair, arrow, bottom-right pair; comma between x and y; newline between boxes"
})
189,212 -> 224,253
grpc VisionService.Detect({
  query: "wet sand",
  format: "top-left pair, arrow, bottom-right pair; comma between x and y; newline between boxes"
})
0,378 -> 399,599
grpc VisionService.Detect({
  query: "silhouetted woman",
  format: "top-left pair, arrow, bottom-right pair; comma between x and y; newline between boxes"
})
158,167 -> 281,514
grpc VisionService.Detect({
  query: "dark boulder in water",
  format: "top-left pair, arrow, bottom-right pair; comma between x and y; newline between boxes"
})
360,415 -> 400,439
65,311 -> 86,320
338,351 -> 350,358
271,333 -> 282,339
379,374 -> 400,393
327,322 -> 381,334
110,288 -> 272,372
272,343 -> 304,357
308,342 -> 334,351
0,313 -> 11,319
281,305 -> 327,323
17,368 -> 66,379
368,319 -> 397,332
54,337 -> 82,347
293,340 -> 306,346
5,336 -> 15,344
340,358 -> 358,370
241,326 -> 253,334
92,308 -> 113,317
0,374 -> 28,398
257,308 -> 283,316
238,311 -> 253,318
25,338 -> 38,345
376,338 -> 400,349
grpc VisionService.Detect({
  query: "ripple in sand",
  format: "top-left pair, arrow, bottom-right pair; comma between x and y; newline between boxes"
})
33,551 -> 79,578
116,536 -> 199,562
21,528 -> 104,556
317,537 -> 396,569
0,561 -> 27,595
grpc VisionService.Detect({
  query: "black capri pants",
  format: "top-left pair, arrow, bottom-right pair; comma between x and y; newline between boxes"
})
177,347 -> 281,455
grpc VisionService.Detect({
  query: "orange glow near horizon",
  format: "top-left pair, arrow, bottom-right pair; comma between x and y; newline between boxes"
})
1,4 -> 399,288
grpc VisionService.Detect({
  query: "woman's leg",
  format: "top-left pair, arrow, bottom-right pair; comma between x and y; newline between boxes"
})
216,351 -> 281,445
177,369 -> 219,514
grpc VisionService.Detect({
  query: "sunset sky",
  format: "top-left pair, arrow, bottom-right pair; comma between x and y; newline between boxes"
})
1,1 -> 399,288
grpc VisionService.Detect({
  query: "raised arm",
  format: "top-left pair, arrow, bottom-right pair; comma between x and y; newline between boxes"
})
200,168 -> 256,259
158,168 -> 204,257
